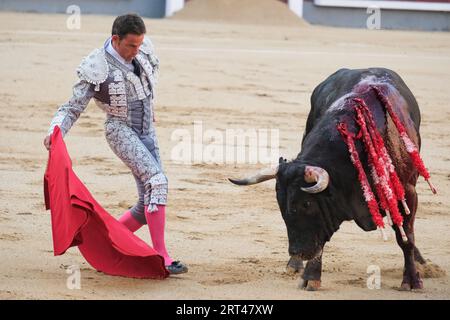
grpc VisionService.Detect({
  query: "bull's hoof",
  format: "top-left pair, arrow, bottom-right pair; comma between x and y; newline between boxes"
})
299,279 -> 321,291
286,256 -> 304,275
400,282 -> 424,291
399,272 -> 424,291
411,278 -> 424,291
399,282 -> 411,291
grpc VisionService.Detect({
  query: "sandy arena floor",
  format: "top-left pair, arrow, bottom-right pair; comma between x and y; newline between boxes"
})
0,9 -> 449,299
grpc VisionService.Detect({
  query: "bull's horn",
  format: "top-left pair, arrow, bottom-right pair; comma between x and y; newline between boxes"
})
301,166 -> 329,193
228,165 -> 279,186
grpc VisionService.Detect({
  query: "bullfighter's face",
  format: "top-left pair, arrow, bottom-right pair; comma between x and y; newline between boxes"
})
112,33 -> 145,62
276,163 -> 330,260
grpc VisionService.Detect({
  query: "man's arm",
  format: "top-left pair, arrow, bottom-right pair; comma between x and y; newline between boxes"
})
44,79 -> 95,150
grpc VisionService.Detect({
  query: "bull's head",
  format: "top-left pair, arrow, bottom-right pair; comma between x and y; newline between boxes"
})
229,158 -> 338,261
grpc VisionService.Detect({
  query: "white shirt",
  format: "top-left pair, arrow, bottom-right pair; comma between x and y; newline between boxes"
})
105,38 -> 134,72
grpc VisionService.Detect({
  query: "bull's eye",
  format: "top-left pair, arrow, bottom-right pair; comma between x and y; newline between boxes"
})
303,201 -> 311,208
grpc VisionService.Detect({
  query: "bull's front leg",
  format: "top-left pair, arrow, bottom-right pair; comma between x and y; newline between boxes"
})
299,248 -> 324,291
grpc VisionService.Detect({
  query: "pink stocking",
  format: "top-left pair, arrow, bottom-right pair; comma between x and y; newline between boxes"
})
118,210 -> 143,233
145,205 -> 173,266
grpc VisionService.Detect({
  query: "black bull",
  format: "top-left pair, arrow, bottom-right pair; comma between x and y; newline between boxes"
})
230,68 -> 430,291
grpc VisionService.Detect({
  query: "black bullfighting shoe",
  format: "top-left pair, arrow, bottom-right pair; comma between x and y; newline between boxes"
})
167,261 -> 188,274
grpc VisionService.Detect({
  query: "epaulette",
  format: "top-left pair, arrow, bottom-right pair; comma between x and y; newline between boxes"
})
139,36 -> 160,74
77,48 -> 109,91
139,36 -> 155,55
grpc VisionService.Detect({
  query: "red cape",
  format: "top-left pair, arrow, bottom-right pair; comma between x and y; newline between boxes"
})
44,126 -> 169,279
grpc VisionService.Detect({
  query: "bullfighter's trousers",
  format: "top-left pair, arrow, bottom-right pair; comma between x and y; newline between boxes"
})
104,113 -> 167,225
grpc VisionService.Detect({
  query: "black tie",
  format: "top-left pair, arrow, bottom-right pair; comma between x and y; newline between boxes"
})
132,59 -> 141,77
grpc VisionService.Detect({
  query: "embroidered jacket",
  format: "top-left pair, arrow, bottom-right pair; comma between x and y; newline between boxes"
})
47,36 -> 159,137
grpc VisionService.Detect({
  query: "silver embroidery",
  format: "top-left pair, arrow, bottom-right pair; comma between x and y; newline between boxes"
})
126,72 -> 146,100
105,106 -> 127,118
47,80 -> 94,137
135,54 -> 156,89
49,37 -> 167,219
139,36 -> 154,55
147,173 -> 168,206
113,69 -> 124,82
108,82 -> 126,95
77,48 -> 109,91
94,99 -> 127,118
110,95 -> 127,107
49,37 -> 159,134
136,36 -> 159,93
104,120 -> 168,206
142,76 -> 151,96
